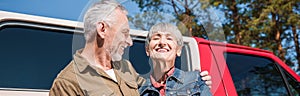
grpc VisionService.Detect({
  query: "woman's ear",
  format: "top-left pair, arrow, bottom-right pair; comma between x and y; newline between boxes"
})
96,21 -> 106,38
145,46 -> 150,56
176,46 -> 182,56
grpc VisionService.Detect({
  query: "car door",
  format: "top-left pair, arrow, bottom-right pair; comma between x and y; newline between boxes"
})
223,46 -> 300,96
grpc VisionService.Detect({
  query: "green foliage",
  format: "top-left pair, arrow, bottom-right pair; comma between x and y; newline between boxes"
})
130,0 -> 300,72
130,0 -> 226,42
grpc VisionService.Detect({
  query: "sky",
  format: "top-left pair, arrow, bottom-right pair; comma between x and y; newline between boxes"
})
0,0 -> 140,22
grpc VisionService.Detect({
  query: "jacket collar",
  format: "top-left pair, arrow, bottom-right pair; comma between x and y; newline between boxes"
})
139,68 -> 184,94
167,68 -> 184,84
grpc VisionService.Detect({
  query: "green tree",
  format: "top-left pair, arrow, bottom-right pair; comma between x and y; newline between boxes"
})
209,0 -> 250,45
287,1 -> 300,71
130,0 -> 225,41
130,0 -> 300,73
247,0 -> 300,68
211,0 -> 300,71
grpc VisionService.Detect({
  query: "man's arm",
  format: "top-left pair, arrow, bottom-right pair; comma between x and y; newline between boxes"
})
123,60 -> 146,87
49,78 -> 84,96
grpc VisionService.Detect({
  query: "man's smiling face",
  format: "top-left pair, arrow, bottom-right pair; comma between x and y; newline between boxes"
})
105,9 -> 132,61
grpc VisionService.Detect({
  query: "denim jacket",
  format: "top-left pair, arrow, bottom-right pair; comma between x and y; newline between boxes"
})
139,68 -> 212,96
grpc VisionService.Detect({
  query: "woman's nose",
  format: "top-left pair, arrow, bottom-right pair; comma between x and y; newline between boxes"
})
158,38 -> 167,47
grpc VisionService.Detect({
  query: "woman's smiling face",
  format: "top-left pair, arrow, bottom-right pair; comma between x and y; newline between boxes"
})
146,31 -> 180,62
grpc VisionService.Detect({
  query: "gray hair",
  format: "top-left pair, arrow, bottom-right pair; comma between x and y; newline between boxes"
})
83,0 -> 128,42
145,22 -> 183,48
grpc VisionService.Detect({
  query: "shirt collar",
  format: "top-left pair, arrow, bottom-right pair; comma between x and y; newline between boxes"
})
73,49 -> 108,76
150,67 -> 175,88
73,49 -> 90,73
73,49 -> 136,85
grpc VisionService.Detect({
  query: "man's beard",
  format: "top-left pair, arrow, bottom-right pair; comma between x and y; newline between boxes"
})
111,53 -> 122,61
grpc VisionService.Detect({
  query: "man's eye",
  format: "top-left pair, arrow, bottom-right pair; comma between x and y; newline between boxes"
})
122,29 -> 129,34
122,31 -> 129,37
123,32 -> 129,35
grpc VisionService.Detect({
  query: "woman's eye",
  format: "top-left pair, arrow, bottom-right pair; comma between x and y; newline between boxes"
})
152,37 -> 160,40
167,37 -> 173,40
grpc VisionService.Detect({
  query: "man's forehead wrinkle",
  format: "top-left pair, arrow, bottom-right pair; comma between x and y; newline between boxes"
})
119,20 -> 129,27
114,20 -> 129,33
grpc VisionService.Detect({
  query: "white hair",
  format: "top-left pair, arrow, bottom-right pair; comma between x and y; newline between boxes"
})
83,0 -> 128,42
146,22 -> 184,47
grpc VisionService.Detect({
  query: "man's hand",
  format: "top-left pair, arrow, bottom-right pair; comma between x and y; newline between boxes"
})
200,71 -> 212,89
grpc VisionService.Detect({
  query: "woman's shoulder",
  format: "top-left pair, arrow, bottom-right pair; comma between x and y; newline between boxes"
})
174,68 -> 201,82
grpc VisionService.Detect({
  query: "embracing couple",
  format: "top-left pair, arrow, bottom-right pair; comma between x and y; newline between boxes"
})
49,0 -> 212,96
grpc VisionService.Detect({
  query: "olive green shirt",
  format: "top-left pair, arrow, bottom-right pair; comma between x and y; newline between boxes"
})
49,50 -> 145,96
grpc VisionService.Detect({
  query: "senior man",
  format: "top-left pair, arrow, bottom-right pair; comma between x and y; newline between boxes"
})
50,0 -> 211,96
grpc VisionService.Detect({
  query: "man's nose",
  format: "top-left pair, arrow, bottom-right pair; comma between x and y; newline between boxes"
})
126,36 -> 133,46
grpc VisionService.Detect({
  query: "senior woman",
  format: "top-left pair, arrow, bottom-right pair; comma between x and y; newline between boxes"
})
139,23 -> 212,96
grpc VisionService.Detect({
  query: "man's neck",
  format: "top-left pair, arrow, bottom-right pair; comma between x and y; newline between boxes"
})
81,44 -> 112,71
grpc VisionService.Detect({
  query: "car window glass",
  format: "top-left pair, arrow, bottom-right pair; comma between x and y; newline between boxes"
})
224,53 -> 288,95
0,25 -> 77,89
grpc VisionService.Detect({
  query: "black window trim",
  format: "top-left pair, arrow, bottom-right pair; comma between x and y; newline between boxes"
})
274,61 -> 293,95
0,21 -> 83,34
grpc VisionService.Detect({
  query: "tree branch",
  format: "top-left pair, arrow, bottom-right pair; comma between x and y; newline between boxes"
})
171,0 -> 179,16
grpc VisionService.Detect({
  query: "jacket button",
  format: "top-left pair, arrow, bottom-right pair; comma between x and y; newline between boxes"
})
187,89 -> 191,94
170,92 -> 173,94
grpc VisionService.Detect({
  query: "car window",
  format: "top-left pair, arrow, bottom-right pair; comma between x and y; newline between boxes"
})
0,25 -> 77,90
224,53 -> 288,95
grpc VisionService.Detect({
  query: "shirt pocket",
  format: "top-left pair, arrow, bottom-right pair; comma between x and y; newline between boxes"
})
125,81 -> 138,89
